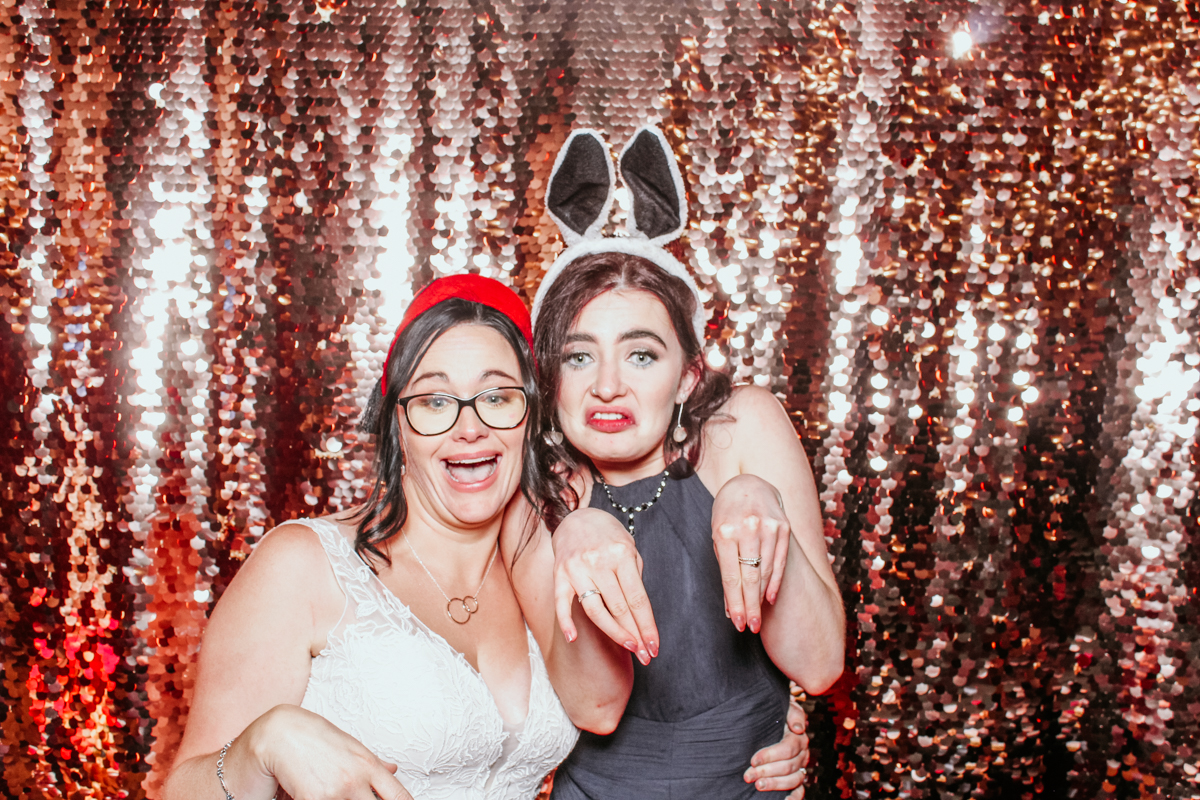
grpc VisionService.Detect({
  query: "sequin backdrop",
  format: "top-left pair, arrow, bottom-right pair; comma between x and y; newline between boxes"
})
2,0 -> 1198,797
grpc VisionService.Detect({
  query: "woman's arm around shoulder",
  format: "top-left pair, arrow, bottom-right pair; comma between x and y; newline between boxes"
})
164,521 -> 411,800
703,385 -> 846,695
501,494 -> 633,735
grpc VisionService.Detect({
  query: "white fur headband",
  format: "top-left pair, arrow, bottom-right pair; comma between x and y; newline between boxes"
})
531,126 -> 706,344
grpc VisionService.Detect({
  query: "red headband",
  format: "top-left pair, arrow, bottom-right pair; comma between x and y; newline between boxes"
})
380,274 -> 534,395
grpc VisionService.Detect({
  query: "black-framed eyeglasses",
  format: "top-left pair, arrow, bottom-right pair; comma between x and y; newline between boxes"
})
396,386 -> 529,436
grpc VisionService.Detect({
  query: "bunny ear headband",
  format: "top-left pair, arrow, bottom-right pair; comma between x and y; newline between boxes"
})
530,126 -> 706,343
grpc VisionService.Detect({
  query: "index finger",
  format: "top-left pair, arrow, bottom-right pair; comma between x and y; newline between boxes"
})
613,553 -> 659,657
371,765 -> 415,800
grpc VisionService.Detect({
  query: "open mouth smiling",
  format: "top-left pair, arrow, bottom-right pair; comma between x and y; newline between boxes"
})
443,454 -> 499,484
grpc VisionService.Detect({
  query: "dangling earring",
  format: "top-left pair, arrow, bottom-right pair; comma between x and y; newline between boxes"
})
543,418 -> 563,447
671,403 -> 688,443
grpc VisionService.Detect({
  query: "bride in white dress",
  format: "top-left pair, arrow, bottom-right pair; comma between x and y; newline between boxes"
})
164,276 -> 596,800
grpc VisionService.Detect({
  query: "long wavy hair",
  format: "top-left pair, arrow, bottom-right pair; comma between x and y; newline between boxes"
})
533,251 -> 732,531
355,299 -> 544,568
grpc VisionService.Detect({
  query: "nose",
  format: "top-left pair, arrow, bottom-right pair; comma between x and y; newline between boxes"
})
450,403 -> 489,442
591,355 -> 626,402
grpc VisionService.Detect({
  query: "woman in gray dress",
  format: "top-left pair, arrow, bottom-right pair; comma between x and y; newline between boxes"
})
502,127 -> 843,799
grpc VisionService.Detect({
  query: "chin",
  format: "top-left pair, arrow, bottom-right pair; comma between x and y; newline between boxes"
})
443,481 -> 519,523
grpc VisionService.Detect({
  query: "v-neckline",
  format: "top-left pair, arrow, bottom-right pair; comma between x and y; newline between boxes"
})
333,523 -> 536,730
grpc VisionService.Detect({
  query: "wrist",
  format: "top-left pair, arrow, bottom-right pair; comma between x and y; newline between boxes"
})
217,741 -> 237,800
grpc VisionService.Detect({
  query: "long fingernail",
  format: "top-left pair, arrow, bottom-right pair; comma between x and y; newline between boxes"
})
749,617 -> 760,633
733,614 -> 745,631
638,649 -> 650,666
624,640 -> 638,652
648,640 -> 659,658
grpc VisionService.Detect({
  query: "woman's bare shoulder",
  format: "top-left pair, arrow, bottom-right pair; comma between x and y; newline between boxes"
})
224,517 -> 349,609
699,385 -> 797,481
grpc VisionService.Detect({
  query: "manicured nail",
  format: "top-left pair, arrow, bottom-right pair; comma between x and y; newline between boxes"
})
733,614 -> 745,631
565,630 -> 577,643
638,648 -> 650,665
768,591 -> 778,604
648,640 -> 659,658
624,640 -> 638,652
749,617 -> 760,633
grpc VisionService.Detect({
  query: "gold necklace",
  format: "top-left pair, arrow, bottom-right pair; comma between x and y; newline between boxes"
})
403,535 -> 498,624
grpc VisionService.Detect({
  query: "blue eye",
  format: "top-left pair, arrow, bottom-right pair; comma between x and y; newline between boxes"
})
563,351 -> 592,369
481,391 -> 513,408
414,395 -> 453,413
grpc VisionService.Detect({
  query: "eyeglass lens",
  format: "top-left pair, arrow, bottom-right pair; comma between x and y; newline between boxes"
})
405,388 -> 527,435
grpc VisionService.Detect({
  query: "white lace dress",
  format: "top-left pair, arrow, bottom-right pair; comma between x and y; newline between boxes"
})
293,518 -> 579,799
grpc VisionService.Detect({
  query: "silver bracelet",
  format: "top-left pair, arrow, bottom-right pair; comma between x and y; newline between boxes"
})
216,740 -> 236,800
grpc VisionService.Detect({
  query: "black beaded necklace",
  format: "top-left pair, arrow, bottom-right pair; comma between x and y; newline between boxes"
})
597,469 -> 670,537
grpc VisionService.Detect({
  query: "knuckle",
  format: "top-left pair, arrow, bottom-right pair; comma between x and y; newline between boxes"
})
721,574 -> 741,588
607,541 -> 633,559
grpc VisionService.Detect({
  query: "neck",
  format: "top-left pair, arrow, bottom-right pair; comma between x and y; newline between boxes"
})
591,448 -> 670,487
392,484 -> 504,576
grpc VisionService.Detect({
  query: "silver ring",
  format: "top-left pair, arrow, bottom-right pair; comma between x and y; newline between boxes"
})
738,556 -> 763,567
577,589 -> 600,601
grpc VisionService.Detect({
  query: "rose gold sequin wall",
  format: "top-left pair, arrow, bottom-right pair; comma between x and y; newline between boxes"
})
2,0 -> 1198,797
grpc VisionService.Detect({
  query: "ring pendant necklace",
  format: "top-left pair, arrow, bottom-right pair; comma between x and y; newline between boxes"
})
404,534 -> 498,624
597,468 -> 670,537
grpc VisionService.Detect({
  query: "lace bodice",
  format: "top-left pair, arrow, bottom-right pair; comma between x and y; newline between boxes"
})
294,518 -> 578,800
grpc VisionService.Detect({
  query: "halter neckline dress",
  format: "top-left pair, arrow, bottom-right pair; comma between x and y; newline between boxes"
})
550,469 -> 791,799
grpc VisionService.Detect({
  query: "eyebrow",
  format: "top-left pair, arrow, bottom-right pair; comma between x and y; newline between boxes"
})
620,329 -> 668,348
408,368 -> 520,390
564,329 -> 669,348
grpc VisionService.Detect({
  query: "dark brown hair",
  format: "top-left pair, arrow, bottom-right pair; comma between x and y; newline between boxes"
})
534,251 -> 731,530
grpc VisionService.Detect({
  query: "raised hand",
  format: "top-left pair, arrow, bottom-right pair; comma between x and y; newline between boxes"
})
552,507 -> 659,665
711,473 -> 791,634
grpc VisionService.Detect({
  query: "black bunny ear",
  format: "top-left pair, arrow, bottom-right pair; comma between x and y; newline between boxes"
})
619,126 -> 687,244
546,130 -> 614,245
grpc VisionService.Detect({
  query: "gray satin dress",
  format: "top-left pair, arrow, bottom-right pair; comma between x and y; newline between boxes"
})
551,467 -> 791,800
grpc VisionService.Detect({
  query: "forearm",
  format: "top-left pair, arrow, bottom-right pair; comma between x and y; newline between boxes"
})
760,540 -> 845,694
544,608 -> 634,734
